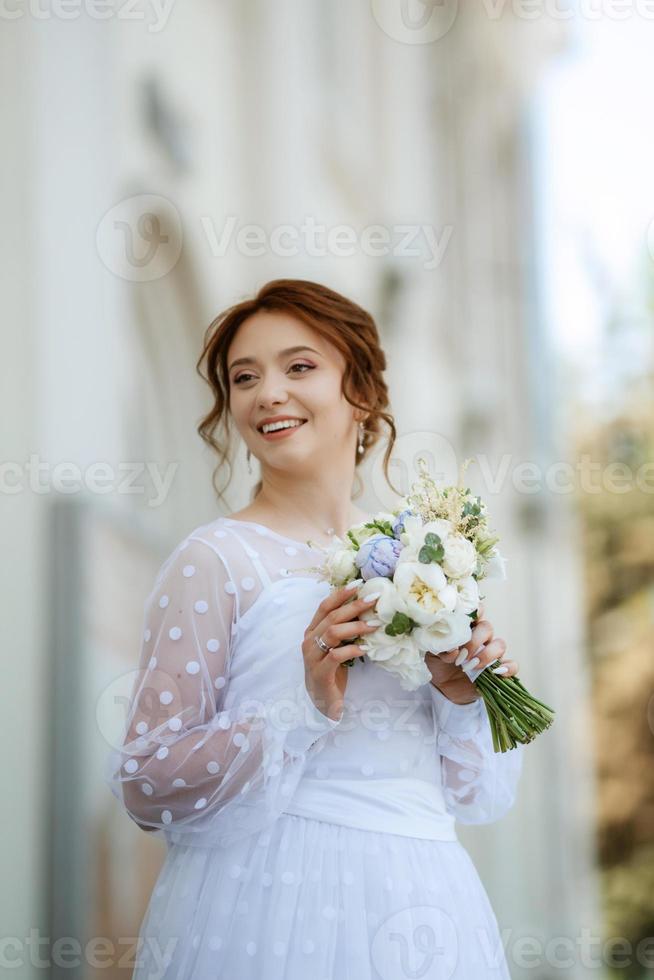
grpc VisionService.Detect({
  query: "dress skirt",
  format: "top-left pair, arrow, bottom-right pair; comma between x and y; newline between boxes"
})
133,812 -> 512,980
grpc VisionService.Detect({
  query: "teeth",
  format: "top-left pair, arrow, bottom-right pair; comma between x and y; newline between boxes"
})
261,419 -> 305,434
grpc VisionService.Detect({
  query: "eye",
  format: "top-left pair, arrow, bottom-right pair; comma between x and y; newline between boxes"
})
232,363 -> 315,385
232,372 -> 255,385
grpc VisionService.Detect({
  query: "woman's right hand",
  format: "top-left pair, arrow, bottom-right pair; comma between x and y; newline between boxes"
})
302,584 -> 381,723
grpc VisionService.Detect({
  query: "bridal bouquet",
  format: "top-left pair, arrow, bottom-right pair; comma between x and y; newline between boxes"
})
304,457 -> 554,753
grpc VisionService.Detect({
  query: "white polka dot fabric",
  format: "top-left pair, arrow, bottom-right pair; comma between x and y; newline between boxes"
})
105,517 -> 344,846
105,516 -> 524,979
132,814 -> 518,979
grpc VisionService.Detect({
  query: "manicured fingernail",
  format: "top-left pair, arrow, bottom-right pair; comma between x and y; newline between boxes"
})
492,665 -> 509,674
366,619 -> 382,626
345,579 -> 361,590
363,592 -> 381,602
466,656 -> 480,670
455,649 -> 468,666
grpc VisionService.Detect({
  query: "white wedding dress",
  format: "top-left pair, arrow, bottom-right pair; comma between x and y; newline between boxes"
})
105,515 -> 524,979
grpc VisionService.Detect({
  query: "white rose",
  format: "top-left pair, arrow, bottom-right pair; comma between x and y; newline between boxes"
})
324,544 -> 359,586
442,533 -> 478,579
412,609 -> 473,655
392,561 -> 456,625
349,519 -> 385,545
454,575 -> 479,615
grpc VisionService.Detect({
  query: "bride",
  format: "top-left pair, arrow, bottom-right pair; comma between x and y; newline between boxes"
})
105,277 -> 524,979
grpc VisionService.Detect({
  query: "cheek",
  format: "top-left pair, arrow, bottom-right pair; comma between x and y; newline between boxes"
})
308,372 -> 349,413
227,392 -> 251,430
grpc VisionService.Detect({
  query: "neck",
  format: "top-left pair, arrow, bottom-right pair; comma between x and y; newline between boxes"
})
253,471 -> 366,540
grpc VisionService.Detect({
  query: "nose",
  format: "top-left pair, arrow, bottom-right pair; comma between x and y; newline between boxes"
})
257,375 -> 289,410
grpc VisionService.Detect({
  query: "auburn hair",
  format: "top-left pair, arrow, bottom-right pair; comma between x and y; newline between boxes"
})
195,278 -> 399,504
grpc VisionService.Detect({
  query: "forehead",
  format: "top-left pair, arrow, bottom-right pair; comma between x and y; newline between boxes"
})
227,310 -> 338,364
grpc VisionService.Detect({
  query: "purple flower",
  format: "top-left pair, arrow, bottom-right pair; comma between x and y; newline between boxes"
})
391,509 -> 414,539
354,534 -> 402,581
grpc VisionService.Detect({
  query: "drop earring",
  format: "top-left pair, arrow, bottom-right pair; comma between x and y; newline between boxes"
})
357,421 -> 365,455
246,448 -> 252,474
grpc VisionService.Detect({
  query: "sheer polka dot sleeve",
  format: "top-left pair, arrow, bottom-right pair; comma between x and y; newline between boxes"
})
430,685 -> 524,824
104,533 -> 340,848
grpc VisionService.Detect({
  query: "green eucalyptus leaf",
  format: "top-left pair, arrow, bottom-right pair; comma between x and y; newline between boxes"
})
384,611 -> 417,636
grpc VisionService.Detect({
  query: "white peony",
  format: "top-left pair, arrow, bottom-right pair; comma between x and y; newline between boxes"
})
387,656 -> 433,692
359,628 -> 431,692
358,576 -> 409,624
412,609 -> 473,655
442,533 -> 478,580
392,561 -> 457,625
398,516 -> 454,560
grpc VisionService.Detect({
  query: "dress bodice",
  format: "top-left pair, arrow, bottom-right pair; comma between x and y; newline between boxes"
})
104,516 -> 524,848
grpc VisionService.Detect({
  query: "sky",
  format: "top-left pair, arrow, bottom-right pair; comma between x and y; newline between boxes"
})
535,16 -> 654,392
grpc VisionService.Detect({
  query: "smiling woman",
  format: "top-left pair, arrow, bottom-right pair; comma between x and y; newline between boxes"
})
194,278 -> 398,513
106,278 -> 524,980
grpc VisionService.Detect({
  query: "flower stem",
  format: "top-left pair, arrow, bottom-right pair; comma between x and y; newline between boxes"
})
473,662 -> 555,752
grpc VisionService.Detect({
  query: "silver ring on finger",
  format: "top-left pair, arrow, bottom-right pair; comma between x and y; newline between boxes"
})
314,633 -> 331,654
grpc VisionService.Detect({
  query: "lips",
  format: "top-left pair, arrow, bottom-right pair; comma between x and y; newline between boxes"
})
256,418 -> 307,433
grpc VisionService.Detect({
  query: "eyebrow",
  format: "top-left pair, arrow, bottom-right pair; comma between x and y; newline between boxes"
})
228,346 -> 322,372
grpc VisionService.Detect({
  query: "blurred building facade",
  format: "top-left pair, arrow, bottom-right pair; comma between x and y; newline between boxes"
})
2,3 -> 603,978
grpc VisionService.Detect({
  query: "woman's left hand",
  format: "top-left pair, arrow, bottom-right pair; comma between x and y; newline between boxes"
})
425,602 -> 520,705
